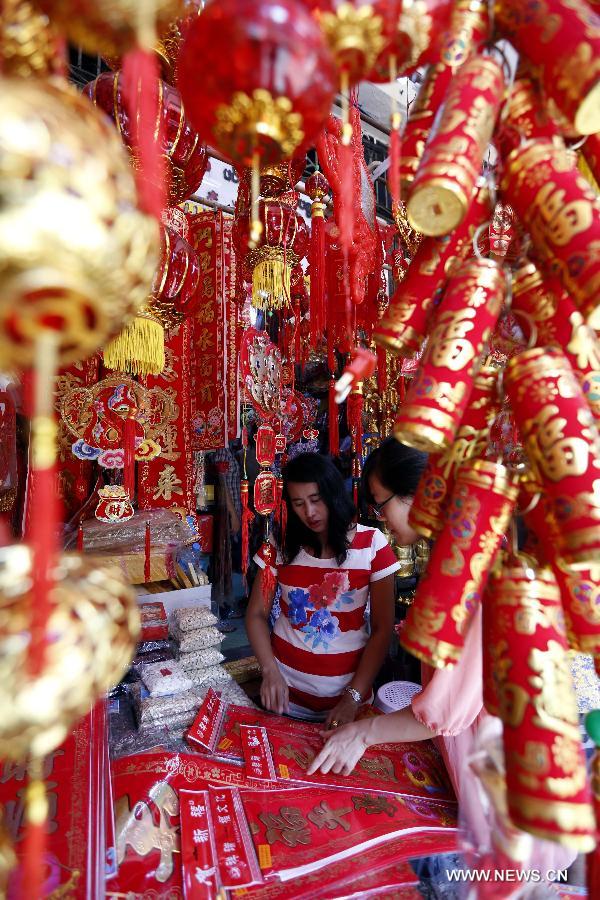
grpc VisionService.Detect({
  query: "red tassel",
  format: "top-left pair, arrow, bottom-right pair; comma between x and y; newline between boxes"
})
347,389 -> 363,458
353,479 -> 359,509
338,139 -> 354,254
123,414 -> 136,501
260,542 -> 277,611
22,764 -> 48,900
294,301 -> 301,363
388,116 -> 402,209
309,207 -> 326,347
329,378 -> 339,456
121,48 -> 166,220
377,347 -> 388,393
399,375 -> 406,402
280,498 -> 287,550
241,479 -> 254,593
77,521 -> 84,552
144,520 -> 151,583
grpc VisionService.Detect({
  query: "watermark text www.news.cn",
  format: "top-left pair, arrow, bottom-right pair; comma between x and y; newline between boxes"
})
446,869 -> 569,883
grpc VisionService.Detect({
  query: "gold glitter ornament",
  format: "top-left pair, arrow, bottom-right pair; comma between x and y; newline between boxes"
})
0,0 -> 64,78
0,78 -> 159,369
35,0 -> 186,57
0,544 -> 139,762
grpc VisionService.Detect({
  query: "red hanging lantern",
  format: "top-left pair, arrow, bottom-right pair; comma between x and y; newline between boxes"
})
260,152 -> 306,199
178,0 -> 336,248
151,224 -> 201,327
84,70 -> 208,206
233,201 -> 309,310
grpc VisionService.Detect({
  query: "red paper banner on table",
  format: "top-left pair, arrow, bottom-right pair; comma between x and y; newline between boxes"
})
186,687 -> 225,752
231,837 -> 421,900
0,704 -> 105,900
241,726 -> 277,782
188,211 -> 231,450
180,789 -> 221,900
240,784 -> 458,884
138,320 -> 197,519
55,355 -> 100,519
209,787 -> 262,889
267,728 -> 456,803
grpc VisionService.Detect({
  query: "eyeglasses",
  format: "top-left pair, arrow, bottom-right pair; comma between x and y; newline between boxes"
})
372,494 -> 396,519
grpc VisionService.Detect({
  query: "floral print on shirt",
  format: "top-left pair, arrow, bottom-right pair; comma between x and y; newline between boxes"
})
286,571 -> 354,651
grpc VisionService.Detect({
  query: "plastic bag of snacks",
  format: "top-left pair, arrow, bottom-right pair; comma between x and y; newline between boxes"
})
177,626 -> 223,654
139,660 -> 193,697
179,648 -> 225,670
171,606 -> 218,633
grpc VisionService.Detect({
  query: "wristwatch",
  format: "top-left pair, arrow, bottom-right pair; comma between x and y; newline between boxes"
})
344,685 -> 362,705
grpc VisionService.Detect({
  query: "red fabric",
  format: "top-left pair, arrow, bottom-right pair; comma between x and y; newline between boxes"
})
137,320 -> 196,520
188,211 -> 230,450
123,414 -> 136,499
121,49 -> 166,219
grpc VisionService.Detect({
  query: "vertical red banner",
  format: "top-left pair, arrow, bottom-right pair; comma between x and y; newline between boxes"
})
55,356 -> 100,519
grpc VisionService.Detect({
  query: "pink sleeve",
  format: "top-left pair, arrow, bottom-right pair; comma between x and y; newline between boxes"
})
411,605 -> 483,737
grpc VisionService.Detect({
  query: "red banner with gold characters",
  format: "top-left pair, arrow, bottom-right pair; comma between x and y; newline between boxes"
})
188,210 -> 234,451
138,320 -> 197,520
55,355 -> 100,519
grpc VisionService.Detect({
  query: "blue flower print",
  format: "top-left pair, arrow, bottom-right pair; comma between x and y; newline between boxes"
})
301,607 -> 340,651
287,588 -> 311,626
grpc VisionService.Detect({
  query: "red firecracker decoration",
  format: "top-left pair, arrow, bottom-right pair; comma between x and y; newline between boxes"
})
394,258 -> 506,452
501,140 -> 600,329
496,0 -> 600,136
401,460 -> 519,668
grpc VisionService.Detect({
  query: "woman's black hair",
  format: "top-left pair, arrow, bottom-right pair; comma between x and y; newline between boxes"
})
361,437 -> 428,505
282,452 -> 355,565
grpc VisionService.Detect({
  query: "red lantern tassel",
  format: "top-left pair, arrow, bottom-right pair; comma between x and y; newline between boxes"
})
338,137 -> 354,254
144,520 -> 151,583
388,115 -> 402,209
241,479 -> 254,593
377,347 -> 388,393
347,388 -> 363,459
123,413 -> 136,500
77,521 -> 84,552
121,47 -> 166,220
260,542 -> 277,611
329,377 -> 339,457
22,761 -> 48,900
309,203 -> 326,347
280,497 -> 287,550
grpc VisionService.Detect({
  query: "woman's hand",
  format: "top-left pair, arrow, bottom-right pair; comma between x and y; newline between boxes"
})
307,720 -> 371,776
260,665 -> 289,715
323,694 -> 360,730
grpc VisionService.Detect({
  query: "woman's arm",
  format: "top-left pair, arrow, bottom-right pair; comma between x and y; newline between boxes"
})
323,573 -> 395,728
245,568 -> 289,714
308,707 -> 436,776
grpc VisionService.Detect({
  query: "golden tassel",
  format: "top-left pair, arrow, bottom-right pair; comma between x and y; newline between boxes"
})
103,311 -> 165,375
251,248 -> 290,310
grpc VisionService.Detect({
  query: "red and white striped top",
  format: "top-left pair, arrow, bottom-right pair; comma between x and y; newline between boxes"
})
255,524 -> 399,719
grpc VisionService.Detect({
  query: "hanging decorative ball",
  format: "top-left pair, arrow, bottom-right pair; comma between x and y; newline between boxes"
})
35,0 -> 186,57
305,170 -> 330,203
234,201 -> 309,310
0,0 -> 65,79
0,544 -> 139,761
84,71 -> 208,206
178,0 -> 336,168
0,78 -> 159,369
151,224 -> 201,327
260,152 -> 306,199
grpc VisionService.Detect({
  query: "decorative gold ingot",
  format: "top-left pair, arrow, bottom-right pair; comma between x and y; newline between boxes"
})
318,3 -> 385,78
0,78 -> 159,368
0,544 -> 139,761
213,89 -> 304,164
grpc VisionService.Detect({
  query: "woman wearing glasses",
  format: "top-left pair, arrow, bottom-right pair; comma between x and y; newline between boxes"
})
245,451 -> 399,726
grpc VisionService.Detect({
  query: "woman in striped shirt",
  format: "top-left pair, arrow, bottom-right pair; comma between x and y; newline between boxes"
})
245,452 -> 399,725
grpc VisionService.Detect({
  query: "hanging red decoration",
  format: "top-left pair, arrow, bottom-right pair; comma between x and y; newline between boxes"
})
233,201 -> 309,310
84,71 -> 208,207
305,170 -> 329,348
151,224 -> 201,327
496,0 -> 600,136
178,0 -> 335,248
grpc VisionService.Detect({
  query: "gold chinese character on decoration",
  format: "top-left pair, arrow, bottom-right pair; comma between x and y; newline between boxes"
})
258,807 -> 311,847
153,465 -> 184,501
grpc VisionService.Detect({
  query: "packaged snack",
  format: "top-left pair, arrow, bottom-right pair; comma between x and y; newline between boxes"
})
171,606 -> 218,633
177,626 -> 223,654
179,648 -> 226,671
139,660 -> 193,697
